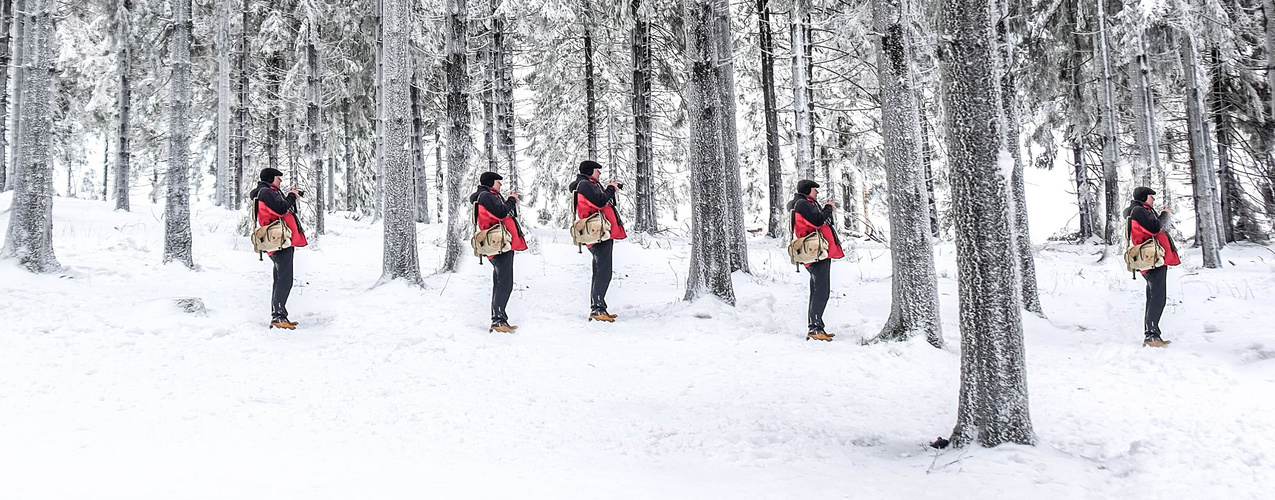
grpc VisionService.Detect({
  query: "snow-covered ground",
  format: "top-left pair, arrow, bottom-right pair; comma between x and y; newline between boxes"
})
2,189 -> 1273,499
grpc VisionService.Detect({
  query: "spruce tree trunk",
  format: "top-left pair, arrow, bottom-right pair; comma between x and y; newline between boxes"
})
997,1 -> 1042,315
435,122 -> 443,223
306,13 -> 323,236
1211,47 -> 1236,243
162,0 -> 194,269
1129,30 -> 1160,189
708,0 -> 749,272
411,72 -> 428,223
1180,30 -> 1223,268
871,0 -> 943,348
233,0 -> 249,209
266,53 -> 282,175
632,0 -> 657,233
1066,0 -> 1096,239
1,0 -> 55,272
495,17 -> 516,191
342,97 -> 354,211
6,0 -> 24,193
1095,0 -> 1120,248
441,0 -> 471,273
482,6 -> 497,174
0,0 -> 11,192
759,0 -> 783,238
584,23 -> 597,160
918,95 -> 940,237
215,0 -> 230,207
683,0 -> 735,304
939,0 -> 1034,448
113,0 -> 132,211
374,0 -> 385,221
790,0 -> 813,179
380,0 -> 422,284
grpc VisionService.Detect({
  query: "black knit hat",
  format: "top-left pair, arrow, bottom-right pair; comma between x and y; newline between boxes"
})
479,171 -> 503,187
260,168 -> 283,183
580,160 -> 602,176
1133,186 -> 1156,203
796,179 -> 820,196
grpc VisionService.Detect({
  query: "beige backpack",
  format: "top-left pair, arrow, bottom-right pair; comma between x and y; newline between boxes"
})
1124,217 -> 1165,273
471,202 -> 513,258
570,191 -> 612,252
788,211 -> 829,267
250,198 -> 292,260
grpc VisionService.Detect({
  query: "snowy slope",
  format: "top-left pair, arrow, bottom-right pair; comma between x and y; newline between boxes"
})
1,191 -> 1273,499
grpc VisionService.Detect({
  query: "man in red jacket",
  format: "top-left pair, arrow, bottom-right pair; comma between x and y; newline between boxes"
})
786,179 -> 844,341
1123,186 -> 1180,347
470,171 -> 526,332
249,167 -> 308,330
569,160 -> 626,322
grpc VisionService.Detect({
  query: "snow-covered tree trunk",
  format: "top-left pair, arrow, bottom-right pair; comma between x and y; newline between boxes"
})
1066,0 -> 1096,240
1128,30 -> 1160,190
495,16 -> 516,191
790,0 -> 813,179
632,0 -> 656,233
0,0 -> 10,192
710,0 -> 749,273
1266,0 -> 1275,128
584,21 -> 597,160
918,95 -> 939,237
1179,30 -> 1222,268
306,10 -> 323,236
434,122 -> 443,223
482,7 -> 497,174
379,0 -> 421,284
759,0 -> 782,238
411,71 -> 428,223
6,0 -> 24,193
683,0 -> 735,305
343,97 -> 356,211
374,0 -> 385,221
1,0 -> 55,272
1095,0 -> 1120,248
870,0 -> 943,348
163,0 -> 194,269
113,0 -> 132,211
996,0 -> 1042,315
233,0 -> 249,209
938,0 -> 1034,448
266,52 -> 283,175
440,0 -> 471,273
214,0 -> 230,208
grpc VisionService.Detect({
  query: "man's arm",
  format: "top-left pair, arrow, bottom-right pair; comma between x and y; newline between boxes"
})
577,180 -> 615,207
479,191 -> 511,219
796,199 -> 831,226
258,188 -> 297,215
1131,205 -> 1162,234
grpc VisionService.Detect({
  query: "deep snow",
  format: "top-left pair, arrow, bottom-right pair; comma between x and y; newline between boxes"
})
2,184 -> 1273,499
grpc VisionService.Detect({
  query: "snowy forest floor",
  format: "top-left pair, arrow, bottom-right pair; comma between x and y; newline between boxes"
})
2,192 -> 1273,499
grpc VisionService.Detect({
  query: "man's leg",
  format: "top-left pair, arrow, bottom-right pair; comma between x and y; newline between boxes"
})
1143,265 -> 1168,336
588,239 -> 614,314
269,247 -> 295,322
806,259 -> 831,333
491,251 -> 514,325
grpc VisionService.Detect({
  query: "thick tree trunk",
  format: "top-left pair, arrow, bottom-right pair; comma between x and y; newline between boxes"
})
215,0 -> 230,207
113,0 -> 132,211
683,0 -> 735,304
380,0 -> 422,284
0,0 -> 10,192
306,13 -> 323,236
759,0 -> 782,238
870,0 -> 943,348
939,0 -> 1034,448
632,0 -> 657,233
1180,30 -> 1222,268
584,23 -> 597,160
997,1 -> 1042,315
162,0 -> 194,268
441,0 -> 472,272
1096,0 -> 1120,248
709,0 -> 749,273
1,0 -> 54,271
6,0 -> 24,193
790,0 -> 813,179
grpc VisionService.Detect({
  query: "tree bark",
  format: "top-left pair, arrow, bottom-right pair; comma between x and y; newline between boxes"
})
1,0 -> 54,271
162,0 -> 194,268
870,0 -> 943,348
708,0 -> 749,273
632,0 -> 657,233
343,96 -> 357,211
411,71 -> 428,223
6,0 -> 24,193
683,0 -> 735,304
441,0 -> 472,272
1179,30 -> 1222,268
939,0 -> 1034,448
113,0 -> 132,211
918,94 -> 940,237
997,0 -> 1042,315
584,20 -> 597,160
1095,0 -> 1120,248
306,11 -> 324,236
790,0 -> 813,179
380,0 -> 422,284
759,0 -> 783,238
233,0 -> 249,209
0,0 -> 11,192
215,0 -> 230,207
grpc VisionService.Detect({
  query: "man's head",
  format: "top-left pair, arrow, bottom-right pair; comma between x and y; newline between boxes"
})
1133,186 -> 1156,205
480,171 -> 503,190
797,179 -> 820,198
580,160 -> 602,180
261,168 -> 284,188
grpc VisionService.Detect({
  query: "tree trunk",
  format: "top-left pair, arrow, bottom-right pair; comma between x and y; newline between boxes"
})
233,0 -> 249,209
0,0 -> 11,192
709,0 -> 749,272
939,0 -> 1034,448
918,94 -> 940,237
759,0 -> 782,238
374,0 -> 385,221
266,52 -> 282,175
441,0 -> 472,272
584,22 -> 597,160
162,0 -> 194,268
790,0 -> 813,179
215,0 -> 230,207
1180,30 -> 1222,268
102,134 -> 108,200
483,5 -> 497,174
435,121 -> 444,223
1211,47 -> 1236,243
343,97 -> 356,211
6,0 -> 24,193
411,71 -> 428,223
1066,0 -> 1097,239
683,0 -> 735,304
306,12 -> 323,236
1095,0 -> 1120,248
1129,31 -> 1159,189
496,15 -> 516,191
870,0 -> 943,348
113,0 -> 132,211
1,0 -> 55,271
632,0 -> 657,232
379,0 -> 422,283
997,0 -> 1042,315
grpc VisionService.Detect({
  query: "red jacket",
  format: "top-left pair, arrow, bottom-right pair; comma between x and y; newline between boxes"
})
1129,201 -> 1179,267
255,185 -> 308,250
474,188 -> 527,254
792,195 -> 844,260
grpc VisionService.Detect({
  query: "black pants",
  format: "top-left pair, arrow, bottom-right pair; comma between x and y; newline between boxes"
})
1143,265 -> 1167,336
269,247 -> 295,322
490,250 -> 515,325
805,258 -> 831,332
588,239 -> 614,314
